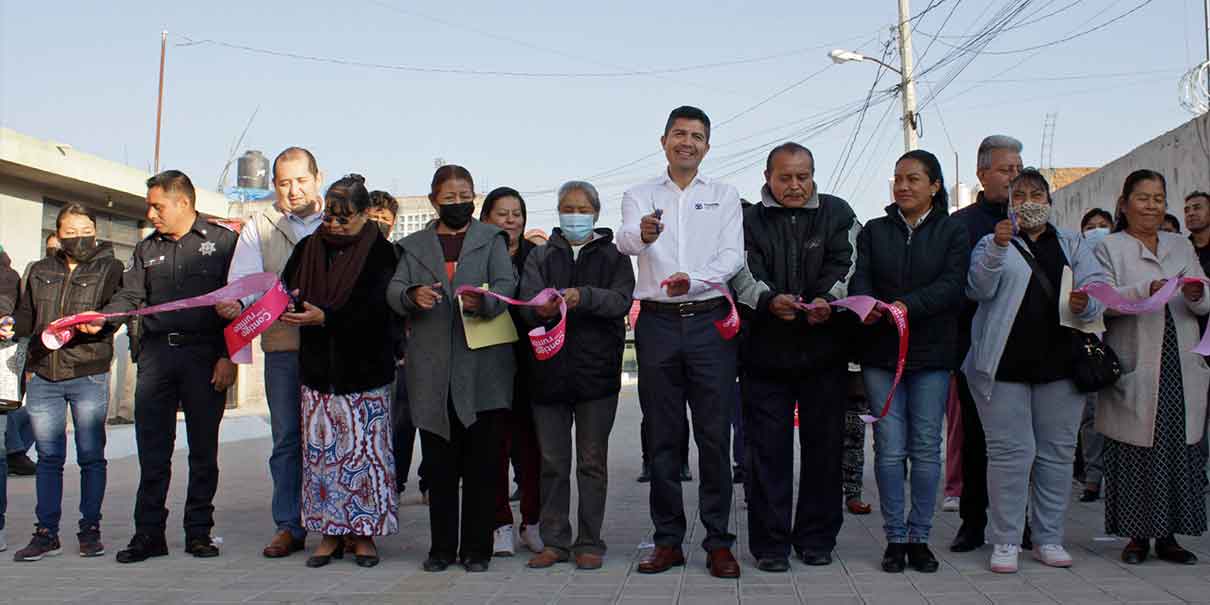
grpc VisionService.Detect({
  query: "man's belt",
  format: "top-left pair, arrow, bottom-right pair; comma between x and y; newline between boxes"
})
145,331 -> 221,348
640,297 -> 726,318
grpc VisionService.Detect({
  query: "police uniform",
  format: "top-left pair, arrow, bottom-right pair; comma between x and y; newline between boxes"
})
103,214 -> 237,543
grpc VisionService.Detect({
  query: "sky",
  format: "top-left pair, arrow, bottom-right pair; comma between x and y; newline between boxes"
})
2,0 -> 1205,232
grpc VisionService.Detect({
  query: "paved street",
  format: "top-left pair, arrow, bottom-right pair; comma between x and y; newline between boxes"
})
1,385 -> 1209,604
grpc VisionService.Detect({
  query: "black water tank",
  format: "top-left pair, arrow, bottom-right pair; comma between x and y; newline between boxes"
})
237,150 -> 270,190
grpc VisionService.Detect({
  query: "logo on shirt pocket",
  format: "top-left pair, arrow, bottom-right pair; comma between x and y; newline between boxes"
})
693,202 -> 720,210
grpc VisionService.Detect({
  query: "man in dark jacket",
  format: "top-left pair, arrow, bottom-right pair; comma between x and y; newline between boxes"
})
741,143 -> 859,572
948,135 -> 1023,553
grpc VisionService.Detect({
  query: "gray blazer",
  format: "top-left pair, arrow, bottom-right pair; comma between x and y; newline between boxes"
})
1093,231 -> 1210,447
387,220 -> 518,441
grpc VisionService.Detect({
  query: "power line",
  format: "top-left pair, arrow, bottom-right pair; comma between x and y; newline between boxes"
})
976,0 -> 1156,55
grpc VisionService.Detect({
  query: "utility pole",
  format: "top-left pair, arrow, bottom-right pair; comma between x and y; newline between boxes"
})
1204,0 -> 1209,97
153,30 -> 167,174
897,0 -> 919,152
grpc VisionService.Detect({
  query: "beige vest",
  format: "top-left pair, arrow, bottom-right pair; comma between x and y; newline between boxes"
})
257,209 -> 305,352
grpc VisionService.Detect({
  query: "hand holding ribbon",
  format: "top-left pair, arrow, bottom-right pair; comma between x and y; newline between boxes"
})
1077,274 -> 1210,355
794,295 -> 909,424
658,275 -> 740,340
453,285 -> 567,360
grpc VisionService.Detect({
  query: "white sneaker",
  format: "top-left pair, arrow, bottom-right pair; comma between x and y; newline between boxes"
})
520,524 -> 544,553
942,496 -> 960,512
990,544 -> 1020,573
492,524 -> 515,557
1032,544 -> 1073,568
0,532 -> 6,553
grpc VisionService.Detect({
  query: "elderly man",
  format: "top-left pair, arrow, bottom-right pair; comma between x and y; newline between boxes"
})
950,135 -> 1024,553
740,143 -> 859,572
217,148 -> 324,558
619,105 -> 745,578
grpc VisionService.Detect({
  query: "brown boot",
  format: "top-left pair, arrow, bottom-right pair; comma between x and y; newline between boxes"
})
637,546 -> 685,574
575,552 -> 604,570
262,530 -> 305,558
527,548 -> 569,569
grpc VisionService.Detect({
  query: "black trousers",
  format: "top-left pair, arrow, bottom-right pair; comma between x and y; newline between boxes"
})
132,339 -> 226,538
419,404 -> 503,562
635,306 -> 737,551
744,366 -> 847,558
956,371 -> 988,532
392,366 -> 426,494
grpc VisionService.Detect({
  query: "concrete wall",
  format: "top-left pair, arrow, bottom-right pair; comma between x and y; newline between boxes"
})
1053,113 -> 1210,230
0,180 -> 46,272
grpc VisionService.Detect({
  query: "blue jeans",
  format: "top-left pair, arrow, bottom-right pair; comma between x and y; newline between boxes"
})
265,351 -> 304,539
864,368 -> 949,544
0,413 -> 8,531
26,373 -> 110,536
6,406 -> 33,455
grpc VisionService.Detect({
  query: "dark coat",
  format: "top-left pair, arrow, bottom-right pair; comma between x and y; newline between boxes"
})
0,251 -> 18,317
12,244 -> 124,381
283,234 -> 397,395
742,188 -> 859,374
950,191 -> 1008,356
519,228 -> 635,405
850,197 -> 970,371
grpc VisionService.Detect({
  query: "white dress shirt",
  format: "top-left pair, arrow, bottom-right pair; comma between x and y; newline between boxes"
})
228,208 -> 323,304
618,171 -> 744,302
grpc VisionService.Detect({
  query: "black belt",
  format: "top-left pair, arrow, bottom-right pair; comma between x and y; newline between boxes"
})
640,297 -> 726,318
145,331 -> 220,348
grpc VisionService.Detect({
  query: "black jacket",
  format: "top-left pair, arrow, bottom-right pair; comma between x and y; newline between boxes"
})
12,244 -> 124,382
0,251 -> 18,316
509,238 -> 539,412
950,192 -> 1007,356
742,187 -> 859,374
284,234 -> 397,395
519,228 -> 636,405
850,199 -> 970,371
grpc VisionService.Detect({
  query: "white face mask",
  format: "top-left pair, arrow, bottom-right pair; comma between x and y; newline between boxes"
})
1084,227 -> 1110,239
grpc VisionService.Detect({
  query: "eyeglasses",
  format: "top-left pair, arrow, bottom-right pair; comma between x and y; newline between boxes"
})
321,213 -> 356,225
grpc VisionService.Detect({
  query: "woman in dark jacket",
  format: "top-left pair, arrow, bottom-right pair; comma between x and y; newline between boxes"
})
281,174 -> 398,568
851,149 -> 968,574
479,187 -> 543,557
518,180 -> 635,570
3,204 -> 124,560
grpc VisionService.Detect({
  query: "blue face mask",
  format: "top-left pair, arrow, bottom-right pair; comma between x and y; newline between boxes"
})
559,213 -> 595,242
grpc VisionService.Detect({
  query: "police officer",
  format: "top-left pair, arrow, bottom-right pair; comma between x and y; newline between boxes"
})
83,170 -> 238,563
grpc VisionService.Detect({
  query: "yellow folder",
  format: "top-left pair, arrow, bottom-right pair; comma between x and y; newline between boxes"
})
458,284 -> 519,349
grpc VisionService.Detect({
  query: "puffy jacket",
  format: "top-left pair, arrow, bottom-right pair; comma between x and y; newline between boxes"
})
0,251 -> 18,316
742,186 -> 860,374
519,228 -> 636,405
850,199 -> 970,371
12,244 -> 124,381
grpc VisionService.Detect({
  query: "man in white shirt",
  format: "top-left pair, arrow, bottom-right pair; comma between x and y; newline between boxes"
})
618,106 -> 744,578
216,147 -> 323,558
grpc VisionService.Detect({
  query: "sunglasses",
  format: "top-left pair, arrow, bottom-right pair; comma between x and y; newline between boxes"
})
321,213 -> 358,225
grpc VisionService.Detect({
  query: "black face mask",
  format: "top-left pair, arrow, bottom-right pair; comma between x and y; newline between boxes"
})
373,220 -> 393,237
45,247 -> 59,259
59,236 -> 97,261
438,202 -> 475,230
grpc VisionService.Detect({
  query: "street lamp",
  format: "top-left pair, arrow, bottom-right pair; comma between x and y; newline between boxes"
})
828,49 -> 902,75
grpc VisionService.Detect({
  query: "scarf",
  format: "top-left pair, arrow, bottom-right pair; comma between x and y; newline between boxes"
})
291,220 -> 378,310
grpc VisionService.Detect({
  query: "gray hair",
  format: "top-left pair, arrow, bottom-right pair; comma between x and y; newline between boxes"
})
557,180 -> 601,213
976,135 -> 1023,170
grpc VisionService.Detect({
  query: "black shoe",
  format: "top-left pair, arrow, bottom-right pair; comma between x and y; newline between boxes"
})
949,525 -> 984,552
679,463 -> 693,482
184,536 -> 220,558
907,543 -> 939,573
1079,489 -> 1100,502
422,556 -> 452,572
115,533 -> 168,564
797,550 -> 833,566
881,543 -> 907,573
1121,538 -> 1149,565
732,465 -> 746,484
305,541 -> 345,568
1156,537 -> 1198,565
1020,524 -> 1033,551
355,554 -> 380,568
636,463 -> 651,483
7,453 -> 35,476
463,558 -> 490,572
755,557 -> 790,572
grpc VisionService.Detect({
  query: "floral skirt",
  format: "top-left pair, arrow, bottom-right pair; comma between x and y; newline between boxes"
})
301,384 -> 398,536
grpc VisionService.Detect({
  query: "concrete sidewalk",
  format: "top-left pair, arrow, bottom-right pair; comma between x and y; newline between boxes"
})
1,385 -> 1208,604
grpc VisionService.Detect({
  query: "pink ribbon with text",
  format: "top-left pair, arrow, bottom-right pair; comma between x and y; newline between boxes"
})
454,286 -> 567,360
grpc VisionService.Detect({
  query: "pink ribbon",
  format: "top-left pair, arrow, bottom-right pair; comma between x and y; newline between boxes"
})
453,286 -> 567,360
42,272 -> 286,363
657,276 -> 740,340
795,295 -> 910,424
1078,276 -> 1210,355
223,280 -> 291,364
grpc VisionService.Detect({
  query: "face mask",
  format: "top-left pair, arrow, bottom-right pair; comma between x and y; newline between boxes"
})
373,220 -> 393,237
559,213 -> 595,242
45,247 -> 59,258
1084,227 -> 1110,239
59,236 -> 97,260
1014,201 -> 1051,230
438,202 -> 474,230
